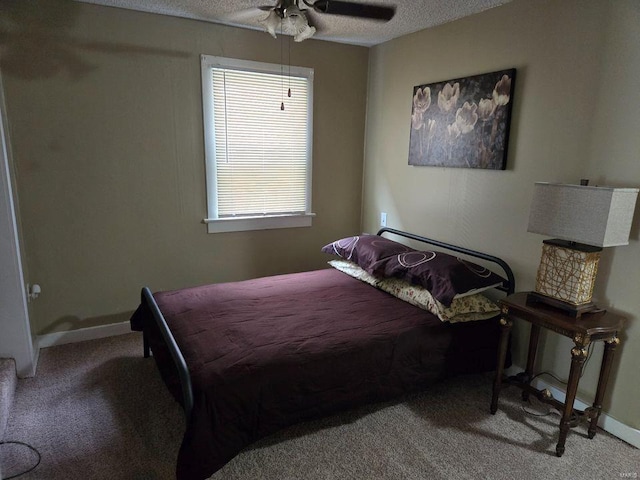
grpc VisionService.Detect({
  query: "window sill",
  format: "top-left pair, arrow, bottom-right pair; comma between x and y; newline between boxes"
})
204,213 -> 316,233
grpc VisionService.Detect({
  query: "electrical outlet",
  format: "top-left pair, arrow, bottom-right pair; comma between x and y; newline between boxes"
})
380,212 -> 387,227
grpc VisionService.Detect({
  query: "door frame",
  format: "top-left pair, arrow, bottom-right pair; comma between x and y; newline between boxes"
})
0,73 -> 36,378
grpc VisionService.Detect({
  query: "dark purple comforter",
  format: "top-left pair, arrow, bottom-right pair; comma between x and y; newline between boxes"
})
131,268 -> 505,479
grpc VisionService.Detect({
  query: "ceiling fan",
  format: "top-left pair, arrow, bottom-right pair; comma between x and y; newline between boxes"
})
234,0 -> 396,42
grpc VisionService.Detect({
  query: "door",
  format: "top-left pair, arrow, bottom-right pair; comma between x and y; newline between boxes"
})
0,74 -> 36,378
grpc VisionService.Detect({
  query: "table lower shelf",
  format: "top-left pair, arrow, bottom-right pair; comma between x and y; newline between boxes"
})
502,372 -> 599,434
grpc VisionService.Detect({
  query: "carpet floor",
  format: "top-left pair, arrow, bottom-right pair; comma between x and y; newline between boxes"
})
1,333 -> 638,479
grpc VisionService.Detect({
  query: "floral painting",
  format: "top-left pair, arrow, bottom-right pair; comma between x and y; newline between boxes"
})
408,69 -> 516,169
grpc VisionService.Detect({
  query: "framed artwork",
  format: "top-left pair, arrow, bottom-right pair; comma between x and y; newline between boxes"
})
408,68 -> 516,170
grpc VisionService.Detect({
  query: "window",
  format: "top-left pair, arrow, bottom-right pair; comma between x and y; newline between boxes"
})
201,55 -> 315,233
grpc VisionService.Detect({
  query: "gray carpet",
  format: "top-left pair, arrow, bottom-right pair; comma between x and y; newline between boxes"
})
0,358 -> 17,441
1,333 -> 638,479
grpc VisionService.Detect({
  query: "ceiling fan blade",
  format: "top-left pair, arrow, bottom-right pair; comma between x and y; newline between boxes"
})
311,1 -> 396,21
218,6 -> 272,25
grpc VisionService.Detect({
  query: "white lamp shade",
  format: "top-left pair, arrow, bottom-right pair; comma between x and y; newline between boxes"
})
527,182 -> 639,247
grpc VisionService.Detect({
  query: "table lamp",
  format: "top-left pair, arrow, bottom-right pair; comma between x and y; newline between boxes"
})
527,181 -> 639,317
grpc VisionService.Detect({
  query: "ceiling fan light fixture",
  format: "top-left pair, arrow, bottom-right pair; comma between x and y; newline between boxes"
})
283,4 -> 304,17
294,23 -> 316,42
261,9 -> 280,38
262,3 -> 316,42
283,10 -> 316,41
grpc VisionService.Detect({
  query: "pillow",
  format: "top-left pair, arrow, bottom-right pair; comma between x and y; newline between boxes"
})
323,234 -> 506,307
370,250 -> 506,307
322,235 -> 412,272
328,259 -> 379,287
376,277 -> 500,323
328,259 -> 500,323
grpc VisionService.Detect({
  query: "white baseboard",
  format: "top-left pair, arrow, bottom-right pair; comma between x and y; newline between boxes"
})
37,321 -> 133,349
504,365 -> 640,449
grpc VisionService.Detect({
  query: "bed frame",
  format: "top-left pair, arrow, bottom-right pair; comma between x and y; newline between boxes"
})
140,227 -> 515,427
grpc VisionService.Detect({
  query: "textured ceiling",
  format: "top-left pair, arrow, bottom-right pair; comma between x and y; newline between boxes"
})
73,0 -> 513,47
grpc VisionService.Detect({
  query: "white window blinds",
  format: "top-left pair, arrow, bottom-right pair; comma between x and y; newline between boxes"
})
209,66 -> 311,218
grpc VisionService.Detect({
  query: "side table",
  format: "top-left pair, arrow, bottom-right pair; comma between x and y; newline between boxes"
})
490,292 -> 625,457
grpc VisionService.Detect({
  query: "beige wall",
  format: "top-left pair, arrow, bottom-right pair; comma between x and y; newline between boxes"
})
0,1 -> 368,334
363,0 -> 640,429
582,0 -> 640,432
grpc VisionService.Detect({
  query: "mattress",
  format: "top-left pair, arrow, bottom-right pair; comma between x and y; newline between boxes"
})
131,268 -> 505,479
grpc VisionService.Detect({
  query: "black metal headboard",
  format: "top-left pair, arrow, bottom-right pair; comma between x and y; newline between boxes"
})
376,227 -> 515,295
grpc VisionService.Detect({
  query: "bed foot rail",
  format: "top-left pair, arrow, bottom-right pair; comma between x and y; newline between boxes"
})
141,287 -> 194,426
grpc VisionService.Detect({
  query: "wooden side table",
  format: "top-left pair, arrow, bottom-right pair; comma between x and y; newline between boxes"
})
490,292 -> 625,457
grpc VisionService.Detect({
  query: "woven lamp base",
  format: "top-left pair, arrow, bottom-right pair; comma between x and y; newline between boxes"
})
532,239 -> 602,317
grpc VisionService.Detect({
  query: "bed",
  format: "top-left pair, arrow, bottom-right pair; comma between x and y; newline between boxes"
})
130,227 -> 514,480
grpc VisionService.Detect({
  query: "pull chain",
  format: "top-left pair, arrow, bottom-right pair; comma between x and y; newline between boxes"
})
288,35 -> 291,98
280,18 -> 285,110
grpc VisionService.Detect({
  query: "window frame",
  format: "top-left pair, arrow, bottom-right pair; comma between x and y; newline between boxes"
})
200,55 -> 315,234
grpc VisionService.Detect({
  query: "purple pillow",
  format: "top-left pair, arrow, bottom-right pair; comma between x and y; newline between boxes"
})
321,235 -> 413,272
371,250 -> 505,307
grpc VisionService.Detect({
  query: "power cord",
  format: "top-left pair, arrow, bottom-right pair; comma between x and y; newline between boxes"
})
581,342 -> 595,377
521,343 -> 595,419
529,341 -> 595,385
530,370 -> 566,385
521,399 -> 555,417
0,441 -> 41,479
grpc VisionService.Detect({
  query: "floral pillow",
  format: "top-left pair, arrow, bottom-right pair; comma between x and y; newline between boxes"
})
376,277 -> 500,323
328,259 -> 500,323
328,259 -> 379,287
